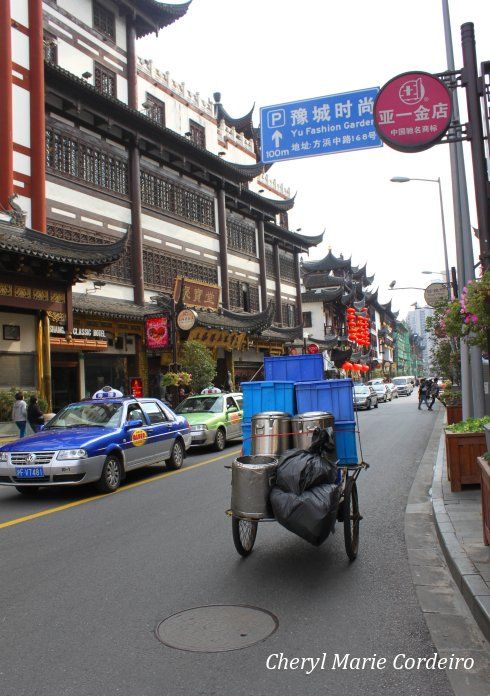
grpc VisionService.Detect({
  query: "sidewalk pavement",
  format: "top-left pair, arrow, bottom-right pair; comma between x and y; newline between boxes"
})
431,416 -> 490,642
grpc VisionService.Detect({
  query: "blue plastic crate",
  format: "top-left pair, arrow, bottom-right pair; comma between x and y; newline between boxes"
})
334,420 -> 358,465
241,380 -> 296,423
295,379 -> 354,423
264,354 -> 324,382
241,422 -> 252,456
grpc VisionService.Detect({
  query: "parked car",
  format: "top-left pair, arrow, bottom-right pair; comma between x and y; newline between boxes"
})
372,383 -> 392,403
392,376 -> 414,396
0,396 -> 192,494
354,384 -> 378,410
385,382 -> 399,399
175,392 -> 243,451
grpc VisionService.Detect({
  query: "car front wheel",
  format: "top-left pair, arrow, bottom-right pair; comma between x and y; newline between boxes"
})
214,427 -> 226,452
96,455 -> 122,493
166,439 -> 184,470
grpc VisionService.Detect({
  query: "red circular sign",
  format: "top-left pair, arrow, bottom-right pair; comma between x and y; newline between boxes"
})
307,343 -> 319,354
374,71 -> 452,152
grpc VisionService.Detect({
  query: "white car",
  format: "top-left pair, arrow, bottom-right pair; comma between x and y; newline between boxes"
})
392,377 -> 414,396
385,382 -> 399,399
372,383 -> 392,403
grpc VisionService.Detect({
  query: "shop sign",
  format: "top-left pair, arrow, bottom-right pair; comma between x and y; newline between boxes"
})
173,277 -> 220,311
50,325 -> 106,339
374,71 -> 452,152
424,282 -> 448,307
146,316 -> 169,349
307,343 -> 319,354
177,309 -> 198,331
130,377 -> 143,398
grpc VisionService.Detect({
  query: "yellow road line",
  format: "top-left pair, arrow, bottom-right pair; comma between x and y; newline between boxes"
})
0,448 -> 240,531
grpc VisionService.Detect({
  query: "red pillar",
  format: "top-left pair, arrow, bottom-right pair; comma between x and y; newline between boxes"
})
29,0 -> 46,232
0,1 -> 13,211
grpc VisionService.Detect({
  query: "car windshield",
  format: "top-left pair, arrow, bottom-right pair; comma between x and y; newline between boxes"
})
46,402 -> 123,429
392,378 -> 407,385
354,386 -> 369,394
175,396 -> 224,414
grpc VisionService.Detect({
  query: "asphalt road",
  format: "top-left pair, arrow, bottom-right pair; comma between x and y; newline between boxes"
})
0,394 -> 453,696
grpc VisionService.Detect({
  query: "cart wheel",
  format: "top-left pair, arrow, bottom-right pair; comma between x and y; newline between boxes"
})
343,479 -> 360,561
232,516 -> 258,556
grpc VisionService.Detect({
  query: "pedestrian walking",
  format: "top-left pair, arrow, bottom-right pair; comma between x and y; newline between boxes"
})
12,391 -> 27,437
27,395 -> 44,433
428,377 -> 440,411
418,379 -> 430,410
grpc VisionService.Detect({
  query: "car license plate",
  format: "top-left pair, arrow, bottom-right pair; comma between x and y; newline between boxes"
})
15,467 -> 44,478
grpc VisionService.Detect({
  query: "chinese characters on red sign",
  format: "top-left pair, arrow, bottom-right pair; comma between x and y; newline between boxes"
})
173,277 -> 221,311
374,71 -> 452,152
130,377 -> 143,398
146,316 -> 169,349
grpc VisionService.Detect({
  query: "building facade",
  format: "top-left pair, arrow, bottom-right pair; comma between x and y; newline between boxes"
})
2,0 -> 322,407
406,306 -> 435,375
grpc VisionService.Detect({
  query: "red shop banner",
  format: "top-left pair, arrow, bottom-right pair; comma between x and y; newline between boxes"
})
374,71 -> 452,152
130,377 -> 143,398
146,316 -> 169,349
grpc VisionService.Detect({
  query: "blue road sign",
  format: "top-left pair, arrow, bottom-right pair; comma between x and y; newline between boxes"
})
260,87 -> 382,163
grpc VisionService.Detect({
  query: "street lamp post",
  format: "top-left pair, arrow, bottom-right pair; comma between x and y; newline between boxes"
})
390,177 -> 451,301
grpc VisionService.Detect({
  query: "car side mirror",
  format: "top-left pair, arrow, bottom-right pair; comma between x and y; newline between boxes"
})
125,419 -> 143,429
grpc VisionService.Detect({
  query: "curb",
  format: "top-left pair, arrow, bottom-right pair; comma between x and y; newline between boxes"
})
431,429 -> 490,642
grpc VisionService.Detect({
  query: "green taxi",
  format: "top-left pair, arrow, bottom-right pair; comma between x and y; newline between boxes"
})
174,392 -> 243,451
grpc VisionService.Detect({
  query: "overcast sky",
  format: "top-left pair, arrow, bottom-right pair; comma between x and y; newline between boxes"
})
139,0 -> 490,318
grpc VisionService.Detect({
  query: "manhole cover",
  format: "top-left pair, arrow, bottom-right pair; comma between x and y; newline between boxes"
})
155,605 -> 278,652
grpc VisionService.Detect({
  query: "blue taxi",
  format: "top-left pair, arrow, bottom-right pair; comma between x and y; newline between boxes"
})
0,395 -> 191,494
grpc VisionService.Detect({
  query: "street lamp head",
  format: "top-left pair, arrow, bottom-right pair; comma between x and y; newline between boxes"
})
389,280 -> 396,289
390,176 -> 411,183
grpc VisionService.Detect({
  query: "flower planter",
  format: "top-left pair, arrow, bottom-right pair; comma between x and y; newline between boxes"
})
445,431 -> 486,492
446,404 -> 462,425
477,457 -> 490,546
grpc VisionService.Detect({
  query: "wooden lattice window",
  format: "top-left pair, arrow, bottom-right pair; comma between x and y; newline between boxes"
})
140,169 -> 215,230
189,120 -> 206,149
278,212 -> 289,228
279,251 -> 295,283
265,245 -> 274,278
43,32 -> 58,65
142,247 -> 218,291
93,1 -> 115,40
281,303 -> 296,327
303,311 -> 312,328
227,215 -> 257,256
144,93 -> 165,127
47,220 -> 131,283
94,62 -> 116,98
229,280 -> 259,313
45,126 -> 128,195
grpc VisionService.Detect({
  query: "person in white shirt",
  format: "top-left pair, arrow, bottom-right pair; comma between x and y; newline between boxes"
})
12,391 -> 27,438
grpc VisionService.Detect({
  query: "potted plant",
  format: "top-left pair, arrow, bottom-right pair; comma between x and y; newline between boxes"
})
438,386 -> 462,425
445,417 -> 490,492
476,452 -> 490,546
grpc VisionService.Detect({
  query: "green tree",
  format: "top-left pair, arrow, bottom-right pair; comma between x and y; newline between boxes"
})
179,340 -> 217,393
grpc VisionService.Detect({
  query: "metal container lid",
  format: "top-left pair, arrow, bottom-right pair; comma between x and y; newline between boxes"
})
234,455 -> 278,469
291,411 -> 333,422
252,411 -> 291,420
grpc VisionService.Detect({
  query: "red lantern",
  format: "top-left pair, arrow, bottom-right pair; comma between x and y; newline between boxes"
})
343,362 -> 353,371
351,363 -> 361,371
361,365 -> 369,373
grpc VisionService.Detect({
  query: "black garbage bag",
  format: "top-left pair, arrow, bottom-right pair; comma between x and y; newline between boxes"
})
275,428 -> 338,494
270,483 -> 341,546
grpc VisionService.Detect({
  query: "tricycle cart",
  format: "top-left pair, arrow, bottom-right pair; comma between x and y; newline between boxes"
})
228,461 -> 367,560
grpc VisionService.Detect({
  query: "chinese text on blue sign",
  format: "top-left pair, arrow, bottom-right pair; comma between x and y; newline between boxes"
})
260,88 -> 382,164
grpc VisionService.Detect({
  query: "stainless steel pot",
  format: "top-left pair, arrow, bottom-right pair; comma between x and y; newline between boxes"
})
290,411 -> 335,450
231,455 -> 278,519
251,411 -> 291,456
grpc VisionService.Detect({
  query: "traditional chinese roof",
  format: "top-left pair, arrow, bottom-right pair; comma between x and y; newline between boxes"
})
73,293 -> 156,320
263,324 -> 304,341
301,250 -> 352,273
302,287 -> 343,303
0,220 -> 127,269
195,303 -> 275,334
264,221 -> 324,251
129,1 -> 192,38
214,95 -> 255,140
45,64 -> 266,188
303,272 -> 345,290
